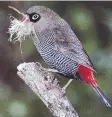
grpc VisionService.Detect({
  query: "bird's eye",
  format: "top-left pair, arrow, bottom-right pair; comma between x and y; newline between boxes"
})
28,13 -> 41,23
32,14 -> 39,20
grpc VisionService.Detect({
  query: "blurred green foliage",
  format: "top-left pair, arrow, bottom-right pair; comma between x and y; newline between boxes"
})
0,1 -> 112,117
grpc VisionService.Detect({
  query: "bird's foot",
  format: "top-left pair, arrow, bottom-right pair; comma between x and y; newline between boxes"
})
35,62 -> 58,73
62,79 -> 73,90
47,68 -> 58,73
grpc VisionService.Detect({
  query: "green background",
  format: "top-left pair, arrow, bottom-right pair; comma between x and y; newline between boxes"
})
0,1 -> 112,117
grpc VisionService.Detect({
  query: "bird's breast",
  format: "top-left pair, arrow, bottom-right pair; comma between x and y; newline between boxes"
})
37,42 -> 78,76
31,31 -> 78,77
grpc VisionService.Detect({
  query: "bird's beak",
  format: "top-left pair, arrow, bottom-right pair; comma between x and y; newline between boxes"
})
21,15 -> 30,22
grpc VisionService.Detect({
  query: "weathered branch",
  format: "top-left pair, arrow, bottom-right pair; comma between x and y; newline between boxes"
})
17,62 -> 79,117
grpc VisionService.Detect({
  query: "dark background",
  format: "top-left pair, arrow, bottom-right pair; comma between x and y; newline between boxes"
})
0,1 -> 112,117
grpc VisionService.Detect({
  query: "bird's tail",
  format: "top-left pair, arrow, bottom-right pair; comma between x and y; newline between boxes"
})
91,84 -> 112,107
77,64 -> 111,107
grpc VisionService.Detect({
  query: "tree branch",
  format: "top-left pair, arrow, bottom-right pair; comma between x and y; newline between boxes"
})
17,62 -> 79,117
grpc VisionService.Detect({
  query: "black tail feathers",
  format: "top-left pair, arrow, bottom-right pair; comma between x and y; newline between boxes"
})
91,85 -> 111,107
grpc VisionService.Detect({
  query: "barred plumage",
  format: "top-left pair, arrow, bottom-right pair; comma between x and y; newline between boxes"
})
32,27 -> 78,76
30,16 -> 94,77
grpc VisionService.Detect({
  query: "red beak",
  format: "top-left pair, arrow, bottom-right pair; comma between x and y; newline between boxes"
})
21,15 -> 29,22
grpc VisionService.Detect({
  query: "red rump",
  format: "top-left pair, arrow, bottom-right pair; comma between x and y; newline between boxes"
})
77,64 -> 98,87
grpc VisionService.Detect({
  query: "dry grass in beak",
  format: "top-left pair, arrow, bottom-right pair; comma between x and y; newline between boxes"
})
8,6 -> 34,43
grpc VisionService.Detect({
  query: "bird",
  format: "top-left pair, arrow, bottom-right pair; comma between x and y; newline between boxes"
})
21,5 -> 111,107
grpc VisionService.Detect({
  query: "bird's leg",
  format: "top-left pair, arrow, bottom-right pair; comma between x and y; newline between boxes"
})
47,69 -> 73,90
62,79 -> 73,90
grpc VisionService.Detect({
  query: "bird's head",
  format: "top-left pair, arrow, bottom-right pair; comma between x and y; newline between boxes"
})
8,5 -> 62,42
22,6 -> 61,32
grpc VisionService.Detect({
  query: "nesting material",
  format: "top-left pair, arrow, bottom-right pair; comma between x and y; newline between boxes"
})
8,6 -> 33,43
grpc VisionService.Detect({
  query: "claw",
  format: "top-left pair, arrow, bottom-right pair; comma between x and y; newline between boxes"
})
47,68 -> 58,73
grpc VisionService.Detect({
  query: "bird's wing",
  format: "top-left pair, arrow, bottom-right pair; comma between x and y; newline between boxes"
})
52,23 -> 95,71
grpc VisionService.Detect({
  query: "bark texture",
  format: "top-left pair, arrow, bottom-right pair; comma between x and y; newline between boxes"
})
17,62 -> 79,117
